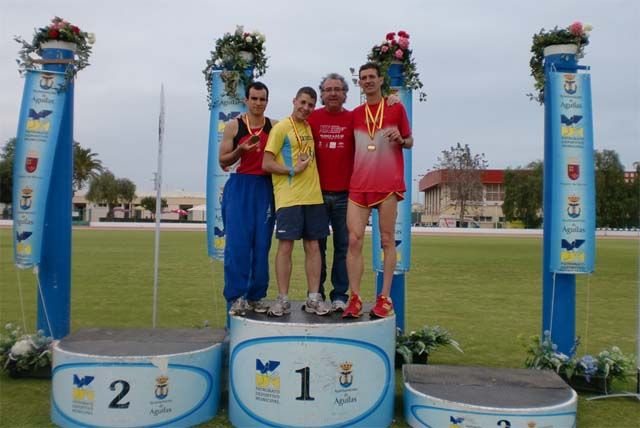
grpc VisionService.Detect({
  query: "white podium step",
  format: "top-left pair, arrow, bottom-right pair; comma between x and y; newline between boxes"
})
403,364 -> 577,428
229,301 -> 396,427
51,328 -> 225,427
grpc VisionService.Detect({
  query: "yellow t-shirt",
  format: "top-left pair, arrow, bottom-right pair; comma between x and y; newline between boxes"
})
264,117 -> 323,210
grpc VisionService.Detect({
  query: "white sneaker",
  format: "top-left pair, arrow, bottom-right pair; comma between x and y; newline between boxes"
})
267,297 -> 291,317
229,297 -> 249,316
331,300 -> 347,312
304,297 -> 332,316
248,299 -> 269,313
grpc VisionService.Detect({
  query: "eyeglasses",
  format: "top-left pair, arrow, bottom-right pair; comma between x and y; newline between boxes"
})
322,87 -> 345,93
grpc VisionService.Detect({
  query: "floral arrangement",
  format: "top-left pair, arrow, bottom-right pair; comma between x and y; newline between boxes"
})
15,17 -> 95,88
396,325 -> 463,365
367,30 -> 427,102
528,21 -> 592,104
522,331 -> 635,384
203,25 -> 268,108
0,324 -> 53,377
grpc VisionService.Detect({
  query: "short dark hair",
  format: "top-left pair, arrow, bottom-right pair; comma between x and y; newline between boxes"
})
359,62 -> 381,77
295,86 -> 317,101
246,81 -> 269,99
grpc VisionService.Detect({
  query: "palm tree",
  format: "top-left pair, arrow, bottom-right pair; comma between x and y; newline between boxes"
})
73,141 -> 103,193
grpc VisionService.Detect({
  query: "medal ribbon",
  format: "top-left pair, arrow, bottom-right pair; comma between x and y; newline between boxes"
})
288,116 -> 309,156
243,115 -> 266,138
365,100 -> 384,140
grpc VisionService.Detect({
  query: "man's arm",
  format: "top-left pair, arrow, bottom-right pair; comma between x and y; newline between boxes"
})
219,119 -> 258,169
262,151 -> 311,176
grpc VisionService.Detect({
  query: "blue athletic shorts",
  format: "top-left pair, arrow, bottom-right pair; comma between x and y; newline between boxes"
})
275,204 -> 329,240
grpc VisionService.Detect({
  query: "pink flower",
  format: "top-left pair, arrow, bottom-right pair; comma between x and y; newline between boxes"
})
394,49 -> 404,60
381,45 -> 389,53
398,30 -> 409,39
569,21 -> 583,36
386,32 -> 396,41
398,37 -> 409,49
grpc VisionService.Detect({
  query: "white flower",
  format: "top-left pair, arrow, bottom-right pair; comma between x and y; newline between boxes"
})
10,338 -> 34,356
4,323 -> 13,330
87,33 -> 96,44
256,32 -> 266,42
245,36 -> 253,43
583,24 -> 593,33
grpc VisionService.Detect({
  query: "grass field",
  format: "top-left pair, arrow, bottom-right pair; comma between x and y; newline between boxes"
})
0,228 -> 638,427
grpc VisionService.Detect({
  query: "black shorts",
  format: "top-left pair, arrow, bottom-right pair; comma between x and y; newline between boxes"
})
275,204 -> 329,240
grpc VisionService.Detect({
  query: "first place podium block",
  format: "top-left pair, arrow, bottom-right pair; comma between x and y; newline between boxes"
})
229,302 -> 396,427
51,328 -> 225,428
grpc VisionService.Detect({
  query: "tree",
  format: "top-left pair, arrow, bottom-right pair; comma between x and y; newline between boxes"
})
624,161 -> 639,228
0,138 -> 16,206
73,141 -> 103,193
86,171 -> 137,220
594,150 -> 627,228
139,196 -> 168,219
503,161 -> 543,228
435,142 -> 488,225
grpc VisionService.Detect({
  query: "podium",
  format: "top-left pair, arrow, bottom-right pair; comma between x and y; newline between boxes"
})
229,302 -> 395,427
51,328 -> 225,427
403,364 -> 577,428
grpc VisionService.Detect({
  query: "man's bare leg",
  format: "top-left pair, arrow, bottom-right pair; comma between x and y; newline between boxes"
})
275,239 -> 294,296
346,202 -> 371,296
377,196 -> 398,297
303,239 -> 321,294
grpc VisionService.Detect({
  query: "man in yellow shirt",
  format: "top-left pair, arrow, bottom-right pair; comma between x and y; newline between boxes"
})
262,87 -> 332,317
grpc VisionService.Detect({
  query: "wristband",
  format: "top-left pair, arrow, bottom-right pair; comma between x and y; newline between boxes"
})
289,167 -> 295,177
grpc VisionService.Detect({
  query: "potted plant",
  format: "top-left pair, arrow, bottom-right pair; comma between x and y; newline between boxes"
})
0,324 -> 53,379
14,16 -> 95,89
528,21 -> 592,104
367,30 -> 427,102
522,331 -> 635,394
396,325 -> 463,367
203,25 -> 268,108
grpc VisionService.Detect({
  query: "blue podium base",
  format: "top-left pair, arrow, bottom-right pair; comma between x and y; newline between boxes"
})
403,365 -> 577,427
51,328 -> 225,427
229,301 -> 395,427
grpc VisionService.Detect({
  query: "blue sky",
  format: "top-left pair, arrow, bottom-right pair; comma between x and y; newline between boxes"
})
1,0 -> 638,194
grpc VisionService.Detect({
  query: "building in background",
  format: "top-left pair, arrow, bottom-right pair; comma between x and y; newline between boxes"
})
418,169 -> 505,228
72,190 -> 206,223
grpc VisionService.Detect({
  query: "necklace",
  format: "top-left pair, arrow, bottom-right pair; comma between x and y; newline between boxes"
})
365,100 -> 384,151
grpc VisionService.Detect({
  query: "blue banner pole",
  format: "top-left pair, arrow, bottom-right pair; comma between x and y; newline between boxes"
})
37,44 -> 75,338
542,47 -> 586,355
373,63 -> 412,331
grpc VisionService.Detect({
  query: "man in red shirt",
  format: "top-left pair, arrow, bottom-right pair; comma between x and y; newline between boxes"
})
343,63 -> 413,319
307,73 -> 354,311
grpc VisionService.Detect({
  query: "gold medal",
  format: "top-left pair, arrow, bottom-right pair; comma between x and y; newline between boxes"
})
299,152 -> 309,161
367,144 -> 376,152
243,115 -> 265,151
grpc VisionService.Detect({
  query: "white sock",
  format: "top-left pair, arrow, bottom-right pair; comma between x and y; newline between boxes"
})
308,292 -> 321,300
279,294 -> 288,301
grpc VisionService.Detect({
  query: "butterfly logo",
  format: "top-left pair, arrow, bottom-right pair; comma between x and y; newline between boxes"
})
256,359 -> 281,390
256,360 -> 280,374
560,114 -> 582,126
214,226 -> 225,237
449,416 -> 464,427
73,375 -> 95,388
217,111 -> 241,132
28,109 -> 53,120
561,239 -> 585,251
16,230 -> 33,242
